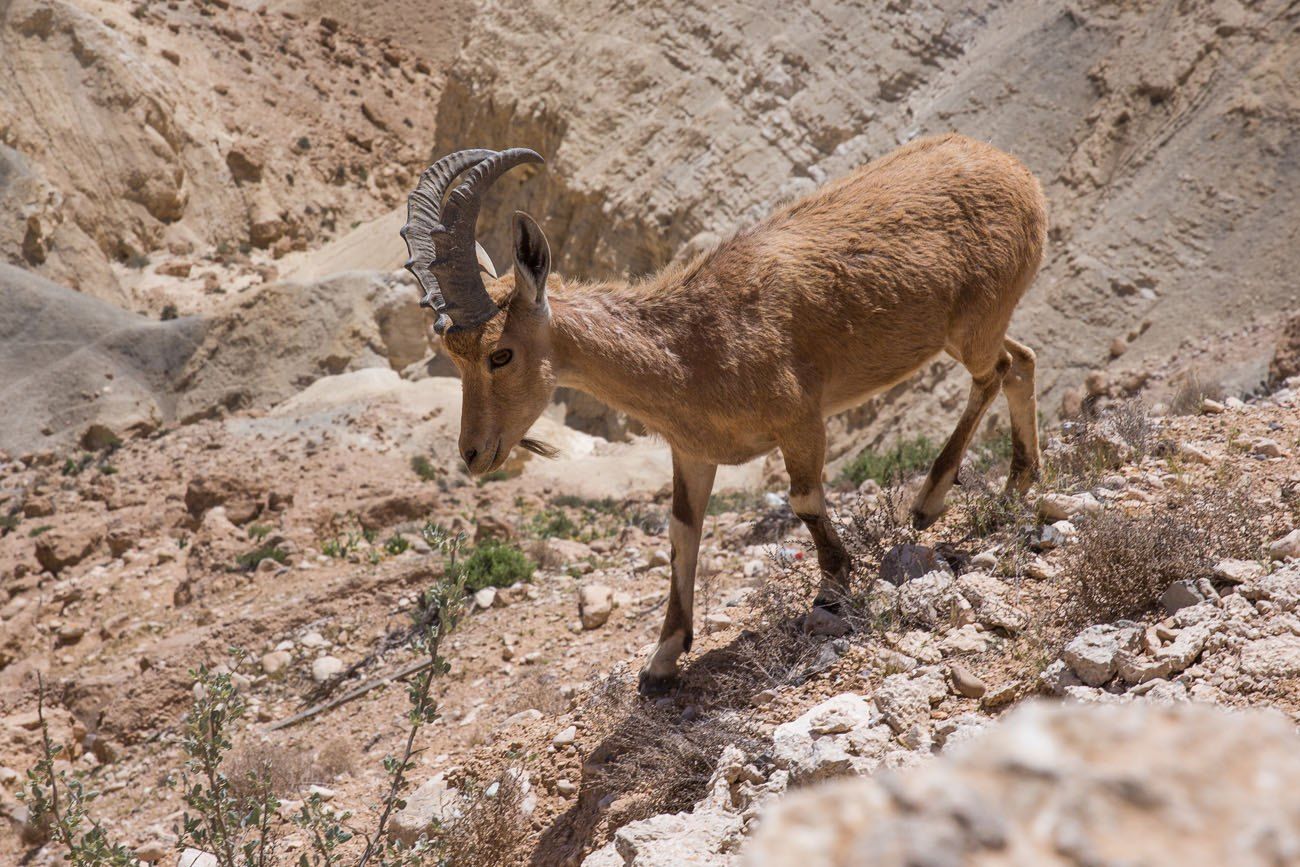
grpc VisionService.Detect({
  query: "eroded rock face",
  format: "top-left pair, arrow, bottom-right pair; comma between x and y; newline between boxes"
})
745,701 -> 1300,866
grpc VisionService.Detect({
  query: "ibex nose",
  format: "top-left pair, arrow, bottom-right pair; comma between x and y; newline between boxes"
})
463,447 -> 478,468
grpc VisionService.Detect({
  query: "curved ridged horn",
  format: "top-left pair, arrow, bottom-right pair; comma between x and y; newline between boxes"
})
400,147 -> 544,334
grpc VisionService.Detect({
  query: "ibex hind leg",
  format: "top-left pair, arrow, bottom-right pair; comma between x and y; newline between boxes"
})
1001,337 -> 1039,494
911,352 -> 1010,530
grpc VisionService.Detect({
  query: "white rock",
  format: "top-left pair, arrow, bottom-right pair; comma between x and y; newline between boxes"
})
1037,493 -> 1100,522
1024,556 -> 1057,580
310,656 -> 344,683
502,709 -> 543,728
578,584 -> 614,629
1038,520 -> 1077,550
875,669 -> 946,733
178,850 -> 218,867
300,631 -> 328,649
1252,438 -> 1286,458
260,650 -> 291,678
1239,634 -> 1300,678
1269,529 -> 1300,561
956,572 -> 1027,633
1062,624 -> 1132,687
552,725 -> 577,748
703,612 -> 733,633
390,774 -> 460,845
1213,558 -> 1265,584
771,693 -> 887,783
474,587 -> 497,609
939,624 -> 994,656
1038,659 -> 1082,695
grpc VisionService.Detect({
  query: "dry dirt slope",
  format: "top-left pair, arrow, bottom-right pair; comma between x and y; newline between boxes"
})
430,0 -> 1300,463
0,0 -> 441,308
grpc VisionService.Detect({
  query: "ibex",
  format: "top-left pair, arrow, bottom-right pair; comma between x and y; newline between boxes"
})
401,134 -> 1046,694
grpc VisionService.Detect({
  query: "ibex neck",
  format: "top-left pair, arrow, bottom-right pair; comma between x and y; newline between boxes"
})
548,277 -> 690,424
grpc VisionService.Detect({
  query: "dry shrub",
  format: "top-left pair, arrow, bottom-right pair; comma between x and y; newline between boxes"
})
506,672 -> 571,717
1067,485 -> 1267,625
1168,368 -> 1226,416
582,676 -> 760,823
432,774 -> 528,867
225,735 -> 356,800
953,466 -> 1034,543
1044,399 -> 1153,488
839,480 -> 915,567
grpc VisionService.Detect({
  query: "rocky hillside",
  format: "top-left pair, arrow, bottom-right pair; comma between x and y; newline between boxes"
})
1,0 -> 440,309
3,0 -> 1300,865
1,349 -> 1298,864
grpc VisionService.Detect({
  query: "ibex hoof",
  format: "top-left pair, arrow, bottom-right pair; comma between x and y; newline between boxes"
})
812,593 -> 844,615
637,670 -> 678,698
910,507 -> 941,531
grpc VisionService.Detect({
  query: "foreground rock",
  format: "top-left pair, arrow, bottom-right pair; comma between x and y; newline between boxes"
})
389,774 -> 460,845
746,701 -> 1300,865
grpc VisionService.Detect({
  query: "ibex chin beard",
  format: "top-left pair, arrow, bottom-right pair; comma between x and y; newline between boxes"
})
519,438 -> 560,459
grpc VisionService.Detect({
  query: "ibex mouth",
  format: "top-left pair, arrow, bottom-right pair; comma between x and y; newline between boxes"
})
520,438 -> 560,459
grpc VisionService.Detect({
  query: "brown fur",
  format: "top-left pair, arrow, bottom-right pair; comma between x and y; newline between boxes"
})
438,133 -> 1047,691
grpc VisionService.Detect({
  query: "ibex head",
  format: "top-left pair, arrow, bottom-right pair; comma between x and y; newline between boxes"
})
401,148 -> 559,474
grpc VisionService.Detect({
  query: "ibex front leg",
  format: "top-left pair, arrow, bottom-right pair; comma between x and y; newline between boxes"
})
780,422 -> 851,610
638,451 -> 716,696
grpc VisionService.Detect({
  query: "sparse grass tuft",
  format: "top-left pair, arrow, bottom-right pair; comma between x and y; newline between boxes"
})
411,455 -> 439,481
529,507 -> 579,539
384,534 -> 410,556
62,455 -> 94,477
954,467 -> 1034,543
705,490 -> 768,516
841,435 -> 938,486
235,543 -> 289,572
1168,368 -> 1225,416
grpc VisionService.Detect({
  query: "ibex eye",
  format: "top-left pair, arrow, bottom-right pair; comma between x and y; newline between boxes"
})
489,348 -> 513,369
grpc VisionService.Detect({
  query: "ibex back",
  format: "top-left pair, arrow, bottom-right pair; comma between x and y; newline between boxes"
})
402,133 -> 1046,695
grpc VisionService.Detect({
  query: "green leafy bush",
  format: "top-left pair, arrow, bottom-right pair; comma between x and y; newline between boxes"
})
450,539 -> 535,592
840,435 -> 938,486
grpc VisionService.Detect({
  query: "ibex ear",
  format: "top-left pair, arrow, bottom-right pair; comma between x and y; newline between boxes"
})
511,210 -> 550,310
